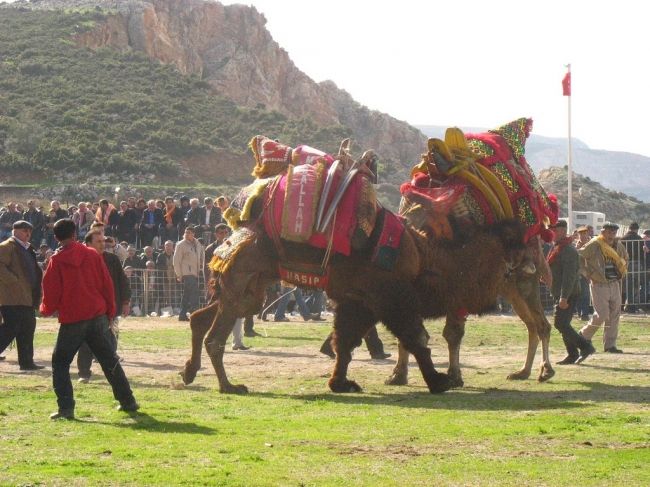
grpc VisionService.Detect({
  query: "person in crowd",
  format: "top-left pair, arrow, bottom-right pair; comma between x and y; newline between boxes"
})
140,200 -> 164,248
50,200 -> 68,221
216,196 -> 229,214
123,245 -> 144,269
0,221 -> 45,370
160,196 -> 183,243
578,222 -> 628,355
105,235 -> 127,262
143,260 -> 159,315
44,208 -> 59,250
140,246 -> 159,266
77,230 -> 131,383
133,198 -> 146,223
203,223 -> 230,277
642,229 -> 650,307
196,197 -> 222,242
155,199 -> 165,210
0,202 -> 23,241
156,240 -> 178,313
22,200 -> 44,247
36,243 -> 50,265
95,199 -> 118,236
184,198 -> 201,228
319,325 -> 391,360
123,266 -> 143,316
173,226 -> 204,321
72,202 -> 94,241
546,220 -> 596,364
574,225 -> 592,321
115,200 -> 138,244
40,219 -> 139,419
179,196 -> 191,218
274,283 -> 315,322
620,222 -> 644,313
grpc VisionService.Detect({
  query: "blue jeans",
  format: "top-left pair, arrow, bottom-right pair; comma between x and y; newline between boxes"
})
275,287 -> 310,320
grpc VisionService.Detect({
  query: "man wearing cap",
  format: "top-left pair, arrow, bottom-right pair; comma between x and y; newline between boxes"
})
620,222 -> 644,312
578,222 -> 628,356
574,226 -> 592,321
0,220 -> 45,370
547,220 -> 596,364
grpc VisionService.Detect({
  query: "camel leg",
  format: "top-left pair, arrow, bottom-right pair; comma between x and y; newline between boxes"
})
204,306 -> 248,394
442,313 -> 466,387
505,276 -> 554,381
328,301 -> 376,393
378,282 -> 451,394
385,342 -> 410,385
180,300 -> 220,385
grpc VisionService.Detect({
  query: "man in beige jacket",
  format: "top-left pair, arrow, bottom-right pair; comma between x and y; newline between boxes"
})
0,221 -> 45,370
578,222 -> 628,356
173,226 -> 204,321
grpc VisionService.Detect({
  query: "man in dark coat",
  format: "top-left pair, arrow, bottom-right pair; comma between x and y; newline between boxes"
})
76,230 -> 132,382
23,200 -> 45,247
139,200 -> 164,248
547,220 -> 595,364
0,221 -> 45,369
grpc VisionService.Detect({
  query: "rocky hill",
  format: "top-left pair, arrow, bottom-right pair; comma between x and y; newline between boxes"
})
537,166 -> 650,227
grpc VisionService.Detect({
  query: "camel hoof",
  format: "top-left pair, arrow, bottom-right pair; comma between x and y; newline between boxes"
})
426,372 -> 452,394
538,365 -> 555,382
329,378 -> 363,393
220,384 -> 249,394
449,376 -> 464,388
179,365 -> 197,385
507,369 -> 531,381
385,373 -> 408,386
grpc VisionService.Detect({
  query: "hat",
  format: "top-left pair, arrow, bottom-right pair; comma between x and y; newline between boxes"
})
577,226 -> 589,232
550,220 -> 567,229
602,222 -> 619,231
13,220 -> 33,231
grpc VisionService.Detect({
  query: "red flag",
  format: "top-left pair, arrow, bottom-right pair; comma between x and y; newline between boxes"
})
562,71 -> 571,96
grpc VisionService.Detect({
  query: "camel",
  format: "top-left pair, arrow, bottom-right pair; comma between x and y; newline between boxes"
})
179,128 -> 555,394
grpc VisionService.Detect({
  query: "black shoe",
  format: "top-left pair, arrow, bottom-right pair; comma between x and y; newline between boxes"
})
556,354 -> 579,365
117,401 -> 140,412
244,331 -> 262,337
20,363 -> 45,371
576,342 -> 596,363
232,345 -> 250,351
50,409 -> 74,420
274,317 -> 289,322
604,347 -> 624,353
0,356 -> 5,361
310,314 -> 325,321
178,315 -> 189,322
370,353 -> 392,360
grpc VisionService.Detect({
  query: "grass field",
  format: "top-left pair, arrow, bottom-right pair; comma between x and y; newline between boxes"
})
1,314 -> 648,486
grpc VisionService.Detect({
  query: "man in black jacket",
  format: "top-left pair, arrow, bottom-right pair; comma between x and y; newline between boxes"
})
621,222 -> 644,312
23,200 -> 45,247
547,220 -> 595,364
76,230 -> 131,382
139,200 -> 164,247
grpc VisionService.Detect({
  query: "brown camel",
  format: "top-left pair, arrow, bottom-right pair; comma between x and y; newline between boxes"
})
180,189 -> 530,394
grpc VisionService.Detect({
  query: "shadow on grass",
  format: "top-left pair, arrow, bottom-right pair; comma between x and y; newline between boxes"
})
245,381 -> 650,411
88,412 -> 217,435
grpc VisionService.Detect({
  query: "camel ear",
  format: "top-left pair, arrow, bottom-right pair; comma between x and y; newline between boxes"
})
338,138 -> 351,156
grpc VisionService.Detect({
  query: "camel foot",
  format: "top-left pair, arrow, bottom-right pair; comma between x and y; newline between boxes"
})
329,378 -> 363,393
506,369 -> 531,381
425,372 -> 452,394
448,375 -> 464,388
219,383 -> 249,395
537,363 -> 555,382
385,372 -> 408,386
180,361 -> 198,385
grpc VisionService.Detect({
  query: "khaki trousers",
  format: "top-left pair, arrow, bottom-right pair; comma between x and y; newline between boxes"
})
580,280 -> 622,349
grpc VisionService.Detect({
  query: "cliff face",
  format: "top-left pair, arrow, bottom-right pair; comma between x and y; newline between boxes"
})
68,0 -> 425,172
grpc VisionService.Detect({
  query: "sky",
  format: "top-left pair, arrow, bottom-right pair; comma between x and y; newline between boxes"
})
221,0 -> 650,157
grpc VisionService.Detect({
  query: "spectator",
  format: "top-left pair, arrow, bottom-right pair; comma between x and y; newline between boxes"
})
43,208 -> 59,250
216,196 -> 229,214
160,196 -> 183,243
574,226 -> 592,321
0,221 -> 45,370
173,226 -> 204,321
77,230 -> 131,383
156,240 -> 178,314
123,266 -> 143,316
40,219 -> 139,419
0,202 -> 22,241
72,202 -> 94,241
184,198 -> 201,228
22,200 -> 45,247
204,223 -> 230,277
115,201 -> 137,244
140,246 -> 158,266
140,200 -> 163,248
95,199 -> 118,236
197,197 -> 222,242
620,222 -> 644,313
50,200 -> 68,221
123,246 -> 144,269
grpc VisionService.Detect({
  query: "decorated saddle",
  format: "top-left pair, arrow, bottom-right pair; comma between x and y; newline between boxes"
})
400,118 -> 558,242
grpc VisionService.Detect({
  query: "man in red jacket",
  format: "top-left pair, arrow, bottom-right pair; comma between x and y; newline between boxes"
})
40,219 -> 139,420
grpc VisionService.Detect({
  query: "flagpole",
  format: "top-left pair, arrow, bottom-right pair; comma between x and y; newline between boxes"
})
566,64 -> 573,230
